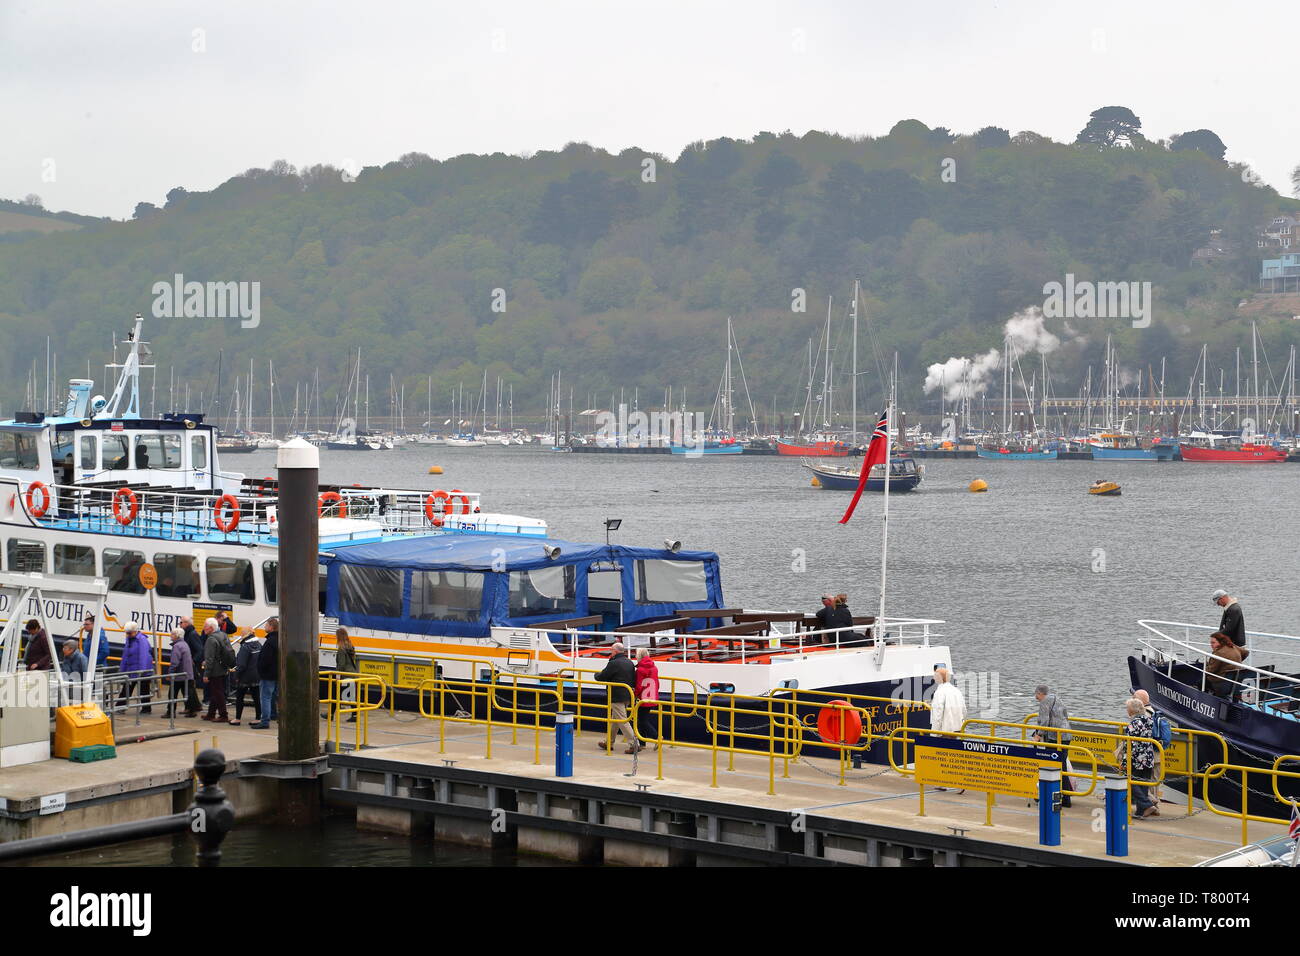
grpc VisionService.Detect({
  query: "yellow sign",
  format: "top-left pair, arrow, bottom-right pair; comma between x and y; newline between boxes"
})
915,736 -> 1064,799
359,659 -> 391,678
138,563 -> 157,590
1064,731 -> 1190,776
396,662 -> 434,687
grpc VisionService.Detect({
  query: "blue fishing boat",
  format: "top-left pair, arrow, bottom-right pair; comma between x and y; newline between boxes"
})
975,445 -> 1057,461
1089,433 -> 1175,461
802,456 -> 923,492
669,441 -> 743,456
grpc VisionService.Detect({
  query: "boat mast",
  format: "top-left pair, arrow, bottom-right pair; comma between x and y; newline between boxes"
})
851,280 -> 859,446
822,296 -> 833,431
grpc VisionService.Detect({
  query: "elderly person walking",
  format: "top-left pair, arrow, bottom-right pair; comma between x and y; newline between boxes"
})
634,648 -> 661,750
595,642 -> 640,754
1033,684 -> 1074,808
929,667 -> 967,792
166,627 -> 200,718
202,622 -> 236,723
117,623 -> 155,714
1120,697 -> 1159,818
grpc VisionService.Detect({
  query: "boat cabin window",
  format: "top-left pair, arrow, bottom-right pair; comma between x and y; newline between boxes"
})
54,543 -> 95,577
191,435 -> 207,471
104,548 -> 147,593
52,433 -> 74,478
207,557 -> 255,603
79,434 -> 98,471
152,552 -> 199,599
409,570 -> 484,623
507,566 -> 577,617
134,434 -> 182,470
263,561 -> 278,604
6,539 -> 45,573
0,431 -> 40,470
635,559 -> 708,605
338,565 -> 403,619
104,434 -> 130,470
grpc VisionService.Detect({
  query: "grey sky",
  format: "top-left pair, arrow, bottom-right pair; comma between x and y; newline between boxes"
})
2,0 -> 1296,219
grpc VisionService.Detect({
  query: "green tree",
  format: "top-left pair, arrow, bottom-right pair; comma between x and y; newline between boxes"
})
1075,106 -> 1143,147
1169,129 -> 1227,161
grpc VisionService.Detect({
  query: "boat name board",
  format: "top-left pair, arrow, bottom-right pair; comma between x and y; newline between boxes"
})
1152,673 -> 1227,722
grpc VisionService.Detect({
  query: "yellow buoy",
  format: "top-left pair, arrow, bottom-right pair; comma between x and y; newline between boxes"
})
810,477 -> 821,488
428,465 -> 444,475
968,479 -> 988,493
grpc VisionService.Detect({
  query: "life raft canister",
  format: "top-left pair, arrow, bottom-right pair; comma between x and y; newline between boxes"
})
213,494 -> 241,532
424,489 -> 451,526
318,491 -> 347,518
25,481 -> 51,518
816,700 -> 863,746
112,487 -> 139,526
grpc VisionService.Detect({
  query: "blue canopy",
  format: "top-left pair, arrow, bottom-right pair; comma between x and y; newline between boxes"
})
322,534 -> 724,637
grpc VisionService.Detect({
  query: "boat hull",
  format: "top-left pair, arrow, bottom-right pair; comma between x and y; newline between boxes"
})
1177,443 -> 1285,463
777,441 -> 850,457
975,447 -> 1058,460
669,444 -> 743,456
805,463 -> 922,492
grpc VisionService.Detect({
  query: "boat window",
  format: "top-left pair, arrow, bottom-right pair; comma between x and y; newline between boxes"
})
152,553 -> 199,599
52,433 -> 74,469
79,434 -> 98,470
587,569 -> 622,601
191,434 -> 207,471
104,548 -> 147,593
0,431 -> 40,470
103,434 -> 130,470
409,570 -> 484,623
508,566 -> 577,617
635,560 -> 708,604
134,433 -> 182,470
207,556 -> 255,603
338,565 -> 403,619
54,543 -> 95,577
6,539 -> 45,573
263,561 -> 278,604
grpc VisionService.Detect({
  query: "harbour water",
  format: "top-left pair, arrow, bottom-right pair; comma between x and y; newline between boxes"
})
285,444 -> 1299,718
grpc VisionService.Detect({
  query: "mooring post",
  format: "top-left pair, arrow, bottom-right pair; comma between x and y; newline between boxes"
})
1104,774 -> 1129,857
277,438 -> 321,823
1037,767 -> 1061,846
189,748 -> 235,867
555,712 -> 574,777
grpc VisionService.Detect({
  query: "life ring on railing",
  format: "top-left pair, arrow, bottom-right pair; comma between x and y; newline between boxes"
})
112,487 -> 139,526
448,488 -> 471,515
424,489 -> 450,526
318,490 -> 347,518
214,494 -> 241,532
816,700 -> 863,746
25,481 -> 51,518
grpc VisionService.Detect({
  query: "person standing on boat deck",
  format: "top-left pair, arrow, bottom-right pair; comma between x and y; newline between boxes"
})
1212,590 -> 1247,660
1121,698 -> 1159,818
202,622 -> 235,723
249,617 -> 280,729
1032,685 -> 1074,808
230,628 -> 262,725
215,610 -> 238,636
812,594 -> 836,645
634,648 -> 661,749
22,620 -> 53,671
117,623 -> 154,713
1204,632 -> 1244,698
166,628 -> 199,718
596,643 -> 640,754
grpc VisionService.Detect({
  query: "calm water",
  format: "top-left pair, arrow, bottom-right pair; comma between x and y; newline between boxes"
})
237,444 -> 1300,717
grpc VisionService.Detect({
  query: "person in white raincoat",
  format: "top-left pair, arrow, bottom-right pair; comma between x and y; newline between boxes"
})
928,667 -> 967,792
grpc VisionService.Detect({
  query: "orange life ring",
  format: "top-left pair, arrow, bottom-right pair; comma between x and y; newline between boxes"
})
816,700 -> 863,746
425,489 -> 450,526
112,487 -> 139,526
318,491 -> 347,518
25,481 -> 51,518
448,488 -> 471,515
213,494 -> 241,532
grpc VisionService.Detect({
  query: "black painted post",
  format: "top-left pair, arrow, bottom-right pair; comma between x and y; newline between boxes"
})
189,748 -> 235,867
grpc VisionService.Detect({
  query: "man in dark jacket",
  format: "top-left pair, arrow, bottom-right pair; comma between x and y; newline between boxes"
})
1212,590 -> 1247,660
249,618 -> 279,729
181,616 -> 207,701
22,619 -> 53,671
595,643 -> 640,753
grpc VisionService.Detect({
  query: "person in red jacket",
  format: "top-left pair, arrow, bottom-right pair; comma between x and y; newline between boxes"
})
634,648 -> 661,751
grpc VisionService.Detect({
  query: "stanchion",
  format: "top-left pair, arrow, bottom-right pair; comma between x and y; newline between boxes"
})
555,712 -> 574,777
1038,767 -> 1061,846
1104,774 -> 1129,857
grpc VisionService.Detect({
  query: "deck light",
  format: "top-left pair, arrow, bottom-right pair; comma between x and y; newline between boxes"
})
604,518 -> 621,547
543,544 -> 562,560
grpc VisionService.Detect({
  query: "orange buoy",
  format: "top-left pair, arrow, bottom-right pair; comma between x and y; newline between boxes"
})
318,490 -> 347,518
213,494 -> 241,532
112,487 -> 139,526
25,481 -> 51,518
816,700 -> 863,746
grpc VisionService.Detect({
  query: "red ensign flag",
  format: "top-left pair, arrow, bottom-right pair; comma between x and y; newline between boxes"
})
838,408 -> 889,524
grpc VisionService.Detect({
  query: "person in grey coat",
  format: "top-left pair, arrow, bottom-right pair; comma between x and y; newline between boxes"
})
202,625 -> 236,722
1033,684 -> 1074,808
166,628 -> 200,718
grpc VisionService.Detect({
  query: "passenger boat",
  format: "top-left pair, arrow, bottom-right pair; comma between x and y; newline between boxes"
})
975,445 -> 1057,461
0,315 -> 952,758
776,437 -> 851,457
1088,480 -> 1121,496
802,455 -> 923,492
1129,620 -> 1300,816
1177,442 -> 1285,463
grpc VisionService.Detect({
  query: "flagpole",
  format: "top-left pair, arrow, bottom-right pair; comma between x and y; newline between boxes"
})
877,375 -> 892,648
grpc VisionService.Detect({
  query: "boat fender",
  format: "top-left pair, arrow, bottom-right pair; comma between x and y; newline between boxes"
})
318,490 -> 348,518
112,487 -> 139,526
816,700 -> 863,746
25,481 -> 52,518
425,489 -> 450,526
213,494 -> 241,533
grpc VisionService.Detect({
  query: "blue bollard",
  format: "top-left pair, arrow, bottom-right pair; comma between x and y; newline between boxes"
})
555,712 -> 574,777
1104,775 -> 1128,857
1038,768 -> 1061,846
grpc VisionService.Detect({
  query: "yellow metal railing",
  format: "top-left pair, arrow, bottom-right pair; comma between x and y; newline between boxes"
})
321,671 -> 386,750
1197,756 -> 1300,845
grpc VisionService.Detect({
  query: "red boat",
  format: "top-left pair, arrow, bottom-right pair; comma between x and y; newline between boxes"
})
1178,443 -> 1285,463
777,439 -> 851,457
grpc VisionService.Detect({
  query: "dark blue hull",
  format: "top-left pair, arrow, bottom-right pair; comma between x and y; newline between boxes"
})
806,464 -> 922,492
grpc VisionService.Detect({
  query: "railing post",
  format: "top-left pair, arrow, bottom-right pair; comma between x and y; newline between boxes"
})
554,712 -> 574,777
189,748 -> 235,867
1038,767 -> 1062,846
1104,774 -> 1129,857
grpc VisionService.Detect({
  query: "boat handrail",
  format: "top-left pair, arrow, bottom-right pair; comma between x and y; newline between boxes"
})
1138,619 -> 1300,645
1137,619 -> 1300,705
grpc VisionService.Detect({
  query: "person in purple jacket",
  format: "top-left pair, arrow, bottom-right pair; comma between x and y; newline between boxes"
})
166,627 -> 200,718
117,623 -> 155,715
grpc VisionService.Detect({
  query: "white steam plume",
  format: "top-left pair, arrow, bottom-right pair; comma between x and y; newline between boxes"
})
923,307 -> 1062,402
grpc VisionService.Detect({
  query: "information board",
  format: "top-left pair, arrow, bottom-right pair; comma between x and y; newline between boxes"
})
915,735 -> 1064,799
